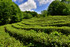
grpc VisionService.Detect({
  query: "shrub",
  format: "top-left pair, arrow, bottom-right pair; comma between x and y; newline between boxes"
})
0,0 -> 23,25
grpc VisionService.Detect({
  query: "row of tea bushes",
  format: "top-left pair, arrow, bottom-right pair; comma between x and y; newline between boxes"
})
5,25 -> 70,47
12,24 -> 70,35
0,26 -> 25,47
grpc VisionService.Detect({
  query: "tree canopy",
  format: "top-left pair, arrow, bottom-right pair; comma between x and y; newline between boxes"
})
47,1 -> 69,15
0,0 -> 23,25
23,11 -> 38,17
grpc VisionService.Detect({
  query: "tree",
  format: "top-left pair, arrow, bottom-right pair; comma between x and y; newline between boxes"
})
61,0 -> 70,4
61,0 -> 66,2
24,11 -> 38,17
61,0 -> 70,15
41,10 -> 47,17
23,13 -> 33,19
61,0 -> 70,2
0,0 -> 23,25
47,1 -> 69,15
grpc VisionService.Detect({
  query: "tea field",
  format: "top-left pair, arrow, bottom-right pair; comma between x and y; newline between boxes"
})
0,16 -> 70,47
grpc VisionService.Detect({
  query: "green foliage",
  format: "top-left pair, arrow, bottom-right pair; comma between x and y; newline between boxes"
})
47,1 -> 69,15
0,16 -> 70,47
5,25 -> 70,47
61,0 -> 66,2
23,13 -> 33,19
41,10 -> 47,17
0,0 -> 23,25
0,0 -> 12,2
66,4 -> 70,14
23,11 -> 38,17
0,26 -> 24,47
61,0 -> 70,2
0,0 -> 70,47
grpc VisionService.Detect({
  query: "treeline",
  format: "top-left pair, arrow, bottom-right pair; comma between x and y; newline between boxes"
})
22,11 -> 40,19
0,0 -> 70,25
23,0 -> 70,17
0,0 -> 40,25
41,0 -> 70,16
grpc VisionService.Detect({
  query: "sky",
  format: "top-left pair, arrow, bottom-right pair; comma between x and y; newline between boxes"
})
12,0 -> 54,14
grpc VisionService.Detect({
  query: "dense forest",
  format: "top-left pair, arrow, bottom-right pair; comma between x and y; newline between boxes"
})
0,0 -> 70,47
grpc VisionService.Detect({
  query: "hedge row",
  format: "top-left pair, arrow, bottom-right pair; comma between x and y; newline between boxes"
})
0,26 -> 24,47
5,25 -> 70,47
12,24 -> 70,35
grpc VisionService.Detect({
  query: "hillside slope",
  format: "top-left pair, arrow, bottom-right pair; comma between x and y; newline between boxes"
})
0,16 -> 70,47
